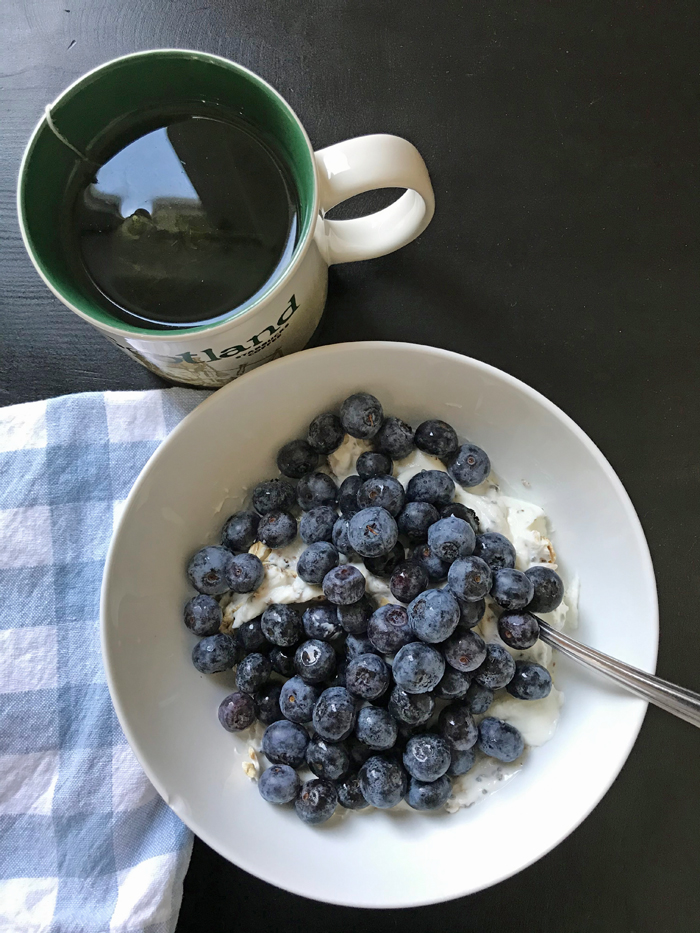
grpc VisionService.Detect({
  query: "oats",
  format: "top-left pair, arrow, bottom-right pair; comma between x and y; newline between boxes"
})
242,747 -> 260,781
249,541 -> 272,561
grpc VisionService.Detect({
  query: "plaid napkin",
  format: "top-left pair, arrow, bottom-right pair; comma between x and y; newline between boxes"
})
0,388 -> 210,933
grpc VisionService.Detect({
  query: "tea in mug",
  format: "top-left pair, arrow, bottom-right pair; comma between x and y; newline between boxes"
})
65,105 -> 300,330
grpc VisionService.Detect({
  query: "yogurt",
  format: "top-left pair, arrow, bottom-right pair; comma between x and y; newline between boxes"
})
224,436 -> 578,813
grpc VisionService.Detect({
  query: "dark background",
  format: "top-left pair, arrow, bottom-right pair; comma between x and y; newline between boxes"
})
2,1 -> 699,930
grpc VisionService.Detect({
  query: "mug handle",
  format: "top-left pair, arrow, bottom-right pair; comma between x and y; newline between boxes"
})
314,134 -> 435,265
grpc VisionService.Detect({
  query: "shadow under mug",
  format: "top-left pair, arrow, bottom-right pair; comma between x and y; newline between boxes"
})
18,49 -> 435,387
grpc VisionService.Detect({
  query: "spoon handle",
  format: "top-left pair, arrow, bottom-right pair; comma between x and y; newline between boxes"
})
538,620 -> 700,729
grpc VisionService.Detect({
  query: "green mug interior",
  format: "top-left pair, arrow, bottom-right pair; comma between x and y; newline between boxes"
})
18,50 -> 316,336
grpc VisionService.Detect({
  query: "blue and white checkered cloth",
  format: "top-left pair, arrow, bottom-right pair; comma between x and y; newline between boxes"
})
0,388 -> 210,933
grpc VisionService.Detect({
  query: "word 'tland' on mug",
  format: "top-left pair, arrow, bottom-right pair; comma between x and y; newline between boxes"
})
18,49 -> 434,387
171,295 -> 299,365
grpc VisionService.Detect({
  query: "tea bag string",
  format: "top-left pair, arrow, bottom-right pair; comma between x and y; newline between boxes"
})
44,104 -> 95,165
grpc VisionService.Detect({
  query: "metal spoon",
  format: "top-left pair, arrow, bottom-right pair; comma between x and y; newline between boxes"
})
538,620 -> 700,728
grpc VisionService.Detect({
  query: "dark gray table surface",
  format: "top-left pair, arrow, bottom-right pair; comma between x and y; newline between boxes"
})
2,1 -> 699,930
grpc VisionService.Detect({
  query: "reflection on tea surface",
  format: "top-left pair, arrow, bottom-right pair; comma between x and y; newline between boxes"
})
71,113 -> 299,329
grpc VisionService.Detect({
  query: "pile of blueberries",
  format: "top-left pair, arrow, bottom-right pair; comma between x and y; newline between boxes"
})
184,393 -> 565,825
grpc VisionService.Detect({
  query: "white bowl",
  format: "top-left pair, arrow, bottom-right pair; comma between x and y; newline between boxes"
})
101,342 -> 658,907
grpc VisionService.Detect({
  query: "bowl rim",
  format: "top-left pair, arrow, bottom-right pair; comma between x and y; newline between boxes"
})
100,340 -> 658,906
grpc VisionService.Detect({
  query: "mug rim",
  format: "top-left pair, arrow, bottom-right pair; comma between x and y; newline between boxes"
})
17,48 -> 320,342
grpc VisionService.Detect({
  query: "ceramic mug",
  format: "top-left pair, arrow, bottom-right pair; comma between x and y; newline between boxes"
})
18,49 -> 434,387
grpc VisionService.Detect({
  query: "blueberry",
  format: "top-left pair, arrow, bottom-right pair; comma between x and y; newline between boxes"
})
269,646 -> 295,677
357,475 -> 405,517
236,652 -> 271,693
491,568 -> 535,610
312,686 -> 356,741
259,764 -> 300,804
255,682 -> 283,724
388,685 -> 434,725
438,703 -> 478,750
414,419 -> 459,458
497,609 -> 540,649
408,588 -> 461,643
447,442 -> 490,487
457,596 -> 486,628
306,734 -> 350,780
235,616 -> 268,654
427,517 -> 476,563
337,772 -> 369,809
346,653 -> 391,700
192,633 -> 238,673
326,657 -> 347,688
478,718 -> 525,762
390,560 -> 429,604
331,516 -> 354,555
391,716 -> 424,755
279,676 -> 320,723
474,532 -> 516,570
474,643 -> 516,689
295,778 -> 338,824
464,681 -> 494,714
375,742 -> 405,764
296,472 -> 337,511
406,774 -> 452,811
363,542 -> 405,577
262,720 -> 310,767
295,639 -> 336,683
303,603 -> 342,641
340,392 -> 383,439
257,511 -> 297,548
184,594 -> 222,637
359,755 -> 407,808
403,734 -> 451,781
337,597 -> 372,634
406,470 -> 455,506
276,439 -> 319,478
356,706 -> 398,750
261,604 -> 303,647
356,450 -> 393,481
252,478 -> 296,515
367,604 -> 412,654
442,629 -> 487,672
440,502 -> 480,533
345,633 -> 378,659
411,543 -> 449,582
218,691 -> 256,731
322,565 -> 366,605
446,556 -> 491,603
338,475 -> 363,517
346,737 -> 373,770
506,661 -> 552,700
187,546 -> 233,596
435,667 -> 472,700
300,506 -> 338,544
525,566 -> 565,613
396,720 -> 423,742
447,746 -> 476,777
397,501 -> 440,541
308,412 -> 344,454
392,642 -> 445,693
348,507 -> 399,558
375,416 -> 415,459
297,542 -> 339,585
226,553 -> 264,594
221,510 -> 260,551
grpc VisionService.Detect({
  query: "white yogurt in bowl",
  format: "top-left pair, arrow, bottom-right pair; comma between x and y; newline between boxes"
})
222,435 -> 579,813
